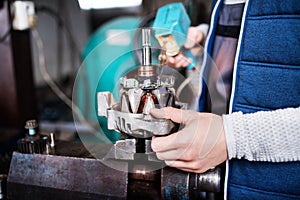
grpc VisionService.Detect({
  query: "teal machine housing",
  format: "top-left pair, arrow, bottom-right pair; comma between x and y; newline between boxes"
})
152,2 -> 196,69
153,2 -> 191,53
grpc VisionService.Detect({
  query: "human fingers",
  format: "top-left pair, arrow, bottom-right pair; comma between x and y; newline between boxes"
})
151,133 -> 179,153
151,119 -> 201,154
166,56 -> 176,66
151,107 -> 194,124
165,160 -> 208,173
184,27 -> 205,49
155,149 -> 182,160
166,54 -> 191,68
155,146 -> 197,161
174,53 -> 192,68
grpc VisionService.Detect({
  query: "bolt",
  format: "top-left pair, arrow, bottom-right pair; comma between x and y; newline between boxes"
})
25,119 -> 38,136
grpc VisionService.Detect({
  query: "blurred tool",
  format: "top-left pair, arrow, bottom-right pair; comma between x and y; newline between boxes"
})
153,2 -> 196,69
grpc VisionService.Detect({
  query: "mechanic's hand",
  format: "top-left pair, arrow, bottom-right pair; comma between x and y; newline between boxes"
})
166,27 -> 205,68
150,107 -> 228,173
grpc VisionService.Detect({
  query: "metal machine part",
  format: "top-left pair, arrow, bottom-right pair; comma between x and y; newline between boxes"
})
97,27 -> 221,199
104,138 -> 158,162
161,167 -> 221,199
7,141 -> 221,200
7,151 -> 129,199
138,29 -> 157,86
17,120 -> 49,154
142,28 -> 152,66
98,92 -> 179,138
98,28 -> 185,163
98,28 -> 184,140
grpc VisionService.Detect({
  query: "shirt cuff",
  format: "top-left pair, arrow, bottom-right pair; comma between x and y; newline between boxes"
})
222,113 -> 239,160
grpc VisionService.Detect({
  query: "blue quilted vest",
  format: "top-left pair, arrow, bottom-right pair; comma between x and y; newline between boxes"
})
199,0 -> 300,199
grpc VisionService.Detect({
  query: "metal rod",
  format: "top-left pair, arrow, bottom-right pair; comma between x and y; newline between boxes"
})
142,28 -> 151,66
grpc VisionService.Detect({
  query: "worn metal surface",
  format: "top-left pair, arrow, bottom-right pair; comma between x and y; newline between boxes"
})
111,139 -> 136,160
128,179 -> 161,200
128,162 -> 162,200
161,167 -> 221,200
161,167 -> 190,200
6,140 -> 221,199
197,168 -> 221,192
145,139 -> 160,162
104,138 -> 160,162
7,152 -> 128,199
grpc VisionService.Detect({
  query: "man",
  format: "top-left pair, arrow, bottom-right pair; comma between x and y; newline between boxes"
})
151,0 -> 300,199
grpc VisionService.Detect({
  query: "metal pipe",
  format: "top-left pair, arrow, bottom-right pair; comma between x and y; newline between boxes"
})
139,28 -> 156,84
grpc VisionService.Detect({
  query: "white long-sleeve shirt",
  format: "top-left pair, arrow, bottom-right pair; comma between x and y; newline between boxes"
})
223,106 -> 300,162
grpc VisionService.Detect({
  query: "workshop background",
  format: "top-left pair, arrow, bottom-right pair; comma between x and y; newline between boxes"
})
0,0 -> 213,199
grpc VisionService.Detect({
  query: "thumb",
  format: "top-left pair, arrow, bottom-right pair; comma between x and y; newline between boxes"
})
150,107 -> 185,124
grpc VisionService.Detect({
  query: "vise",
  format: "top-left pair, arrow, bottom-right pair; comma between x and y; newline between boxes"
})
6,118 -> 221,199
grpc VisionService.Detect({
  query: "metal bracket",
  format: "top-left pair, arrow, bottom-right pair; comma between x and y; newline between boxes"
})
98,92 -> 176,138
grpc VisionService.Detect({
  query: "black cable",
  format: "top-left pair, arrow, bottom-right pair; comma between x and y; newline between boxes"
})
35,5 -> 82,90
35,5 -> 89,115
